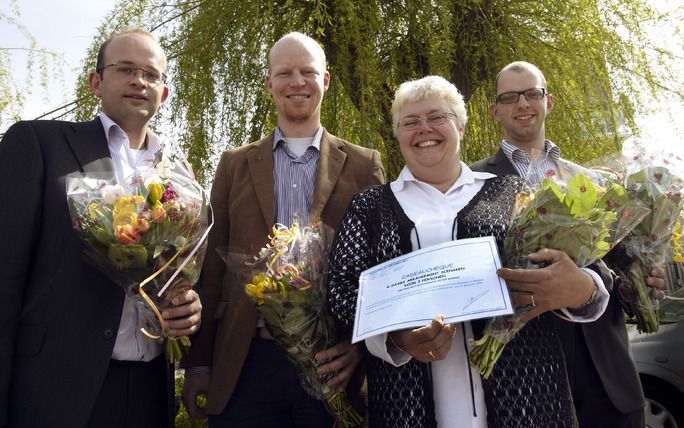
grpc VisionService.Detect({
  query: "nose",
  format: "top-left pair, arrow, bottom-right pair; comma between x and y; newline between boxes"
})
416,118 -> 434,132
289,70 -> 305,87
128,69 -> 148,86
516,93 -> 531,107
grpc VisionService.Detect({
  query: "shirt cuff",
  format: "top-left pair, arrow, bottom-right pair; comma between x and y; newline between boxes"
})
365,333 -> 412,367
556,268 -> 609,322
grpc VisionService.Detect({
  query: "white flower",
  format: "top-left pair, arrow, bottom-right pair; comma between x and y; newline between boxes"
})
101,184 -> 126,204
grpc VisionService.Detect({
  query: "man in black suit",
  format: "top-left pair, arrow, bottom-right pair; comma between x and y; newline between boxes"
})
0,29 -> 202,428
471,60 -> 665,428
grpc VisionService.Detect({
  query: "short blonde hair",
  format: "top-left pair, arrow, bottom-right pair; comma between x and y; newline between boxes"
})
391,75 -> 467,137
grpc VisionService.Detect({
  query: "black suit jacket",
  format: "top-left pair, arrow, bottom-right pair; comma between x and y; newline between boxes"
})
471,148 -> 645,414
0,119 -> 172,427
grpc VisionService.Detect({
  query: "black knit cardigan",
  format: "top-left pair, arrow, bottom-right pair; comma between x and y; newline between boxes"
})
327,175 -> 578,428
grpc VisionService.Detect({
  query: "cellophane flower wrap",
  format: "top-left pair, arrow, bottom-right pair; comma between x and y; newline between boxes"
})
469,171 -> 649,379
226,222 -> 362,428
609,141 -> 684,332
66,153 -> 212,363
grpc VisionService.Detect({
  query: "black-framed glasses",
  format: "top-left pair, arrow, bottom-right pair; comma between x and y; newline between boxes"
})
99,63 -> 167,85
398,112 -> 457,130
496,87 -> 547,104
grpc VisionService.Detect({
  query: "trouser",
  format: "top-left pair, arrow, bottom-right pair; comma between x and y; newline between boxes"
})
209,335 -> 333,428
86,355 -> 171,428
565,325 -> 644,428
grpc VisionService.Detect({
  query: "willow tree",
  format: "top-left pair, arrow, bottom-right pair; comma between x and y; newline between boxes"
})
71,0 -> 683,184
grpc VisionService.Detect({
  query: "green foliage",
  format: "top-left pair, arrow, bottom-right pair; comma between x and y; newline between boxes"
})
174,371 -> 208,428
0,1 -> 66,132
69,0 -> 684,184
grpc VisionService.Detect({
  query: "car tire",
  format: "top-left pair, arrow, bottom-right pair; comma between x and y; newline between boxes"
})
641,376 -> 684,428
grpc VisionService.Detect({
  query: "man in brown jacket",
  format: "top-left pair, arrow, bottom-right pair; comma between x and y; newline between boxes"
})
181,32 -> 385,427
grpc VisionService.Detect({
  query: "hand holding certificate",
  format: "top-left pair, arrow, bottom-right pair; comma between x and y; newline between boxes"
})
351,236 -> 513,343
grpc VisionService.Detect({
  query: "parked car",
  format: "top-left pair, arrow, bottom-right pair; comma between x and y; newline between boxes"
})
629,321 -> 684,428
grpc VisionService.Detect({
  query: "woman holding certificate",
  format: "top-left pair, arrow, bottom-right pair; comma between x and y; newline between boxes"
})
326,76 -> 609,427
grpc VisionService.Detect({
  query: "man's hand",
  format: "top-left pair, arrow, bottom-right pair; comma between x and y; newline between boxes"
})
387,315 -> 456,363
162,289 -> 202,337
647,266 -> 666,299
315,340 -> 363,390
497,248 -> 595,323
181,372 -> 209,419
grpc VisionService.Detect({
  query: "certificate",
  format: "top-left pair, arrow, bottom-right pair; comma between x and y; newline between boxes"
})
351,235 -> 513,343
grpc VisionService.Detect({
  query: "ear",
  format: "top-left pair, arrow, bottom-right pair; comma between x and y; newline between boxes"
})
491,102 -> 501,122
266,73 -> 273,95
546,94 -> 554,114
160,85 -> 170,104
88,71 -> 102,98
323,70 -> 330,91
458,125 -> 465,138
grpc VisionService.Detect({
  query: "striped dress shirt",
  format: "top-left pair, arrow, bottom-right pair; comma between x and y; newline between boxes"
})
272,126 -> 322,227
500,139 -> 561,188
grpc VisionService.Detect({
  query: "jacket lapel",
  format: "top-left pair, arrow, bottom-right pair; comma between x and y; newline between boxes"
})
65,118 -> 115,175
311,130 -> 346,220
489,148 -> 518,176
247,134 -> 275,229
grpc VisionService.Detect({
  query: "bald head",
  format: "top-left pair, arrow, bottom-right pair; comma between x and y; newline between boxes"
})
268,32 -> 327,74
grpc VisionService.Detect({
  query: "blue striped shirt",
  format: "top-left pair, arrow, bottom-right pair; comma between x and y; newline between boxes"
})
272,126 -> 322,227
500,139 -> 561,188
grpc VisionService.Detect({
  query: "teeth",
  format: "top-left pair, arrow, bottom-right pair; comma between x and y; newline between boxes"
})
288,95 -> 308,99
416,140 -> 439,147
516,115 -> 533,120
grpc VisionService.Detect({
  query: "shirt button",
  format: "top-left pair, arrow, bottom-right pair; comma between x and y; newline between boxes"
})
103,329 -> 115,340
292,183 -> 298,188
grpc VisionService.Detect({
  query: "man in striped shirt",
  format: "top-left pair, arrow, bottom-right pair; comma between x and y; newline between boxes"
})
181,32 -> 385,427
471,61 -> 665,428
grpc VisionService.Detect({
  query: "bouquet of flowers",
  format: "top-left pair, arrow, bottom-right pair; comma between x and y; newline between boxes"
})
231,222 -> 362,428
470,172 -> 649,379
66,154 -> 212,363
613,166 -> 684,332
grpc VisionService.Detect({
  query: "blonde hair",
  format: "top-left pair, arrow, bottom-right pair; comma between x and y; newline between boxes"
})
391,75 -> 467,137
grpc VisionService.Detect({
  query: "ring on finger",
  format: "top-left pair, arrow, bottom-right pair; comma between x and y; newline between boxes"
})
428,350 -> 436,359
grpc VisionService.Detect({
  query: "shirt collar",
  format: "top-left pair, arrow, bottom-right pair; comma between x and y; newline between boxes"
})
272,125 -> 323,151
391,162 -> 495,193
500,139 -> 561,165
98,112 -> 162,154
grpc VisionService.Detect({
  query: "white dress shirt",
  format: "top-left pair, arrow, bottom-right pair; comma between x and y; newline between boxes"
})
99,112 -> 164,362
365,162 -> 609,427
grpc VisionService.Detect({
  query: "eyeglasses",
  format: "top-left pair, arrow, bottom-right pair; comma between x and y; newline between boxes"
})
99,63 -> 167,85
398,112 -> 456,130
496,87 -> 547,104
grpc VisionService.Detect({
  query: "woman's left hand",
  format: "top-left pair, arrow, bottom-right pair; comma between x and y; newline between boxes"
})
388,315 -> 456,363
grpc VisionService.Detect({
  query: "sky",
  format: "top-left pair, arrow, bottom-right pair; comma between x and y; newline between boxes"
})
1,0 -> 683,156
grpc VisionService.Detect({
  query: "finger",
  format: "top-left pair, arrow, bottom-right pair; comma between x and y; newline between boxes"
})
519,306 -> 544,323
527,248 -> 565,264
649,288 -> 665,300
410,315 -> 445,342
497,268 -> 545,285
166,313 -> 201,337
171,289 -> 198,306
315,341 -> 352,361
510,292 -> 535,308
163,298 -> 202,320
646,275 -> 666,290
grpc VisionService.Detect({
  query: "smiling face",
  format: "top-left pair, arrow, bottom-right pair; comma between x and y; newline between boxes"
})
88,32 -> 169,135
491,67 -> 553,151
266,36 -> 330,136
397,96 -> 464,191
